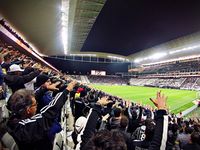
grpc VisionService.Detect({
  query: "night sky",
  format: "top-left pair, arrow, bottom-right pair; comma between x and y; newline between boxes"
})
81,0 -> 200,56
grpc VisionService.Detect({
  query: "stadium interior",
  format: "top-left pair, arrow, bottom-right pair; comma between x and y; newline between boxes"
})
0,0 -> 200,150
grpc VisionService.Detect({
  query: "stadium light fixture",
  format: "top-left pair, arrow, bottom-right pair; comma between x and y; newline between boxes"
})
134,58 -> 142,63
169,44 -> 200,54
134,52 -> 167,63
61,0 -> 69,55
107,55 -> 129,61
69,54 -> 97,57
108,56 -> 122,60
134,44 -> 200,64
151,52 -> 167,60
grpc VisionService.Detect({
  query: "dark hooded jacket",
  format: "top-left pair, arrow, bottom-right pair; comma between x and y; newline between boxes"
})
4,69 -> 40,92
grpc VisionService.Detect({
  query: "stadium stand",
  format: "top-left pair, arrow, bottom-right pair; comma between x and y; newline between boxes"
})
140,58 -> 200,74
88,75 -> 130,85
0,38 -> 199,150
181,77 -> 198,90
129,77 -> 192,89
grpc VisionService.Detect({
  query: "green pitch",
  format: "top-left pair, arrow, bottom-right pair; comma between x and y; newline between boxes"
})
92,85 -> 198,114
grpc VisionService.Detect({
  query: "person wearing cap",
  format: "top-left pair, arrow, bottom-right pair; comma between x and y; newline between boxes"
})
4,64 -> 40,93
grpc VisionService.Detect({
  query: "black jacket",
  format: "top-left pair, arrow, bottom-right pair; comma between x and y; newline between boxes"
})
6,89 -> 70,150
148,110 -> 168,150
183,143 -> 200,150
4,69 -> 40,93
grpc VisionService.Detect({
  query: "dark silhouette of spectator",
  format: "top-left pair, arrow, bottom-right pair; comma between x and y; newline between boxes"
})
4,64 -> 40,93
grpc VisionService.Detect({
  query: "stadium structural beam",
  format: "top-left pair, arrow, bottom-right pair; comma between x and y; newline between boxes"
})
0,24 -> 59,72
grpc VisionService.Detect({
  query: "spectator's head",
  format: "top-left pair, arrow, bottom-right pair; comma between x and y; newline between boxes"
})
3,54 -> 11,63
74,116 -> 87,133
83,129 -> 127,150
87,92 -> 97,102
131,109 -> 138,120
77,87 -> 84,93
171,123 -> 179,134
36,74 -> 50,88
8,64 -> 24,75
120,115 -> 129,130
190,132 -> 200,144
112,107 -> 122,117
7,89 -> 37,119
191,118 -> 200,132
185,126 -> 194,134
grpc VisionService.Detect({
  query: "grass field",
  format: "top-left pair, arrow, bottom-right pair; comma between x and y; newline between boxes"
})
92,85 -> 198,114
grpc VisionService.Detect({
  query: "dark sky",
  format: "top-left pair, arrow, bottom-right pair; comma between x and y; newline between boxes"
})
81,0 -> 200,56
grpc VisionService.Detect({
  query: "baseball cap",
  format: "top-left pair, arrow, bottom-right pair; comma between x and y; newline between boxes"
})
35,74 -> 49,87
9,64 -> 24,72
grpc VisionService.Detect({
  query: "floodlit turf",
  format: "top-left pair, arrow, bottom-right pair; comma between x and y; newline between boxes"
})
92,85 -> 198,114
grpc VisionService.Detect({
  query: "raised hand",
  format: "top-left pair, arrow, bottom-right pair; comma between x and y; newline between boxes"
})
150,91 -> 168,110
97,96 -> 112,106
46,81 -> 60,91
66,80 -> 77,92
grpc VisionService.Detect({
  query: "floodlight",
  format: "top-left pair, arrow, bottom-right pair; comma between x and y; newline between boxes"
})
61,0 -> 69,55
134,58 -> 142,63
151,52 -> 167,60
169,44 -> 200,55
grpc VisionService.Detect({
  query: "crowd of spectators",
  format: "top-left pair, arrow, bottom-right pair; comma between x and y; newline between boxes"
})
140,59 -> 200,75
0,39 -> 199,150
180,78 -> 198,90
0,41 -> 75,149
63,85 -> 200,150
87,75 -> 130,85
69,75 -> 82,82
193,78 -> 200,90
81,75 -> 200,90
129,77 -> 200,90
0,19 -> 31,49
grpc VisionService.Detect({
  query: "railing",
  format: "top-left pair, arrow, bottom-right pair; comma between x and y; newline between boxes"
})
53,94 -> 73,150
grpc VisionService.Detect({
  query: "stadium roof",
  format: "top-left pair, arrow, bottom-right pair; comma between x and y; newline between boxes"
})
0,0 -> 106,56
0,0 -> 200,62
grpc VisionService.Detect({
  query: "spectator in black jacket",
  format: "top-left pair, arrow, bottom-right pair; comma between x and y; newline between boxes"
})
6,80 -> 77,150
132,119 -> 155,150
4,64 -> 40,93
108,107 -> 122,130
